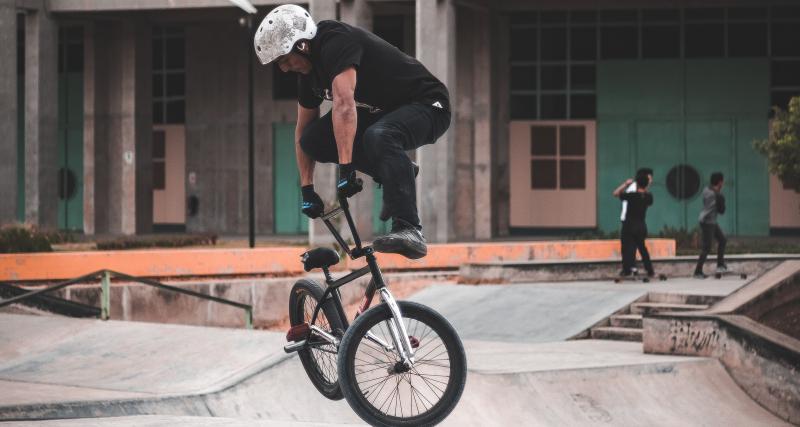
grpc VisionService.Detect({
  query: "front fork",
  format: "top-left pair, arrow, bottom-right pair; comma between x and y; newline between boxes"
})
379,288 -> 416,367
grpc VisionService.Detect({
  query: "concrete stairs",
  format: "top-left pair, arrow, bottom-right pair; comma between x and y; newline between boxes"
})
589,293 -> 722,342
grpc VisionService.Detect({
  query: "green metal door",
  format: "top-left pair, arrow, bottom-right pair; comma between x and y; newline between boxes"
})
686,120 -> 735,233
634,120 -> 684,232
273,123 -> 308,234
57,27 -> 84,231
372,186 -> 390,235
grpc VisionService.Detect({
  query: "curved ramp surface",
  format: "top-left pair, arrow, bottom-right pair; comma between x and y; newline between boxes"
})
0,312 -> 788,425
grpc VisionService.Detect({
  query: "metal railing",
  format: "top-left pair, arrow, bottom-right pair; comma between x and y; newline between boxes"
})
0,270 -> 254,329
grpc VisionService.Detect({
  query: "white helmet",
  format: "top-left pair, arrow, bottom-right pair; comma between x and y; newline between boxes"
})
254,4 -> 317,65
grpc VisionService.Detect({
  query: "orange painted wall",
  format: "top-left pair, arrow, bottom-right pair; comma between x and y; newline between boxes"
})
0,239 -> 675,281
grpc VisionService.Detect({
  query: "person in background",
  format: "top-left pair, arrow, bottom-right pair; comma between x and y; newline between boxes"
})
613,171 -> 655,277
618,168 -> 653,275
694,172 -> 728,278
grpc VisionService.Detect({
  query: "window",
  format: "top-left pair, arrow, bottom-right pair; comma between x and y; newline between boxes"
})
728,23 -> 767,57
152,27 -> 185,125
601,26 -> 637,59
509,12 -> 597,120
508,6 -> 799,116
529,125 -> 587,190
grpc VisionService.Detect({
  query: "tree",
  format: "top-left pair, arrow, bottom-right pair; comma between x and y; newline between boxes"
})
754,96 -> 800,192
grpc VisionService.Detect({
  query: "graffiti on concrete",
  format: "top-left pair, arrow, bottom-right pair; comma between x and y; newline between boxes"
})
668,320 -> 719,354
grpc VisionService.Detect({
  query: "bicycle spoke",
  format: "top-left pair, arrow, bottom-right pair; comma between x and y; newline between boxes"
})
352,310 -> 455,420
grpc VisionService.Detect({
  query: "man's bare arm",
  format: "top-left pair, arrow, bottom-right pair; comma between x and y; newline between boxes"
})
295,104 -> 320,186
331,67 -> 357,164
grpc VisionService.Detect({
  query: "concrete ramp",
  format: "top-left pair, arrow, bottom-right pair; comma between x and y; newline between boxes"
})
409,283 -> 648,342
0,312 -> 789,425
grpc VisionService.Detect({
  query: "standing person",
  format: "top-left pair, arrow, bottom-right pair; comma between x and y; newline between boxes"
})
694,172 -> 728,278
613,172 -> 655,277
618,168 -> 653,275
253,5 -> 451,259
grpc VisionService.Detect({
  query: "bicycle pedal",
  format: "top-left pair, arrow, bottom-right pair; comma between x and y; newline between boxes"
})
286,323 -> 310,342
409,335 -> 420,349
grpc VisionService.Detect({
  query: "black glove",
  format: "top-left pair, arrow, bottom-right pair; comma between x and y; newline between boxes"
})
337,163 -> 363,199
301,185 -> 324,218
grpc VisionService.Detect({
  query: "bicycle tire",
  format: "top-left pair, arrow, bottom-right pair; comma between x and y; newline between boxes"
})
337,301 -> 467,426
289,279 -> 345,401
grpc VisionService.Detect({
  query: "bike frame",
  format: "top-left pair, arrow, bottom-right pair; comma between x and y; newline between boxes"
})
285,197 -> 417,366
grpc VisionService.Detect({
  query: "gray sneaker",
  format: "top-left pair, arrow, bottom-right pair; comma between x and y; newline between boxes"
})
693,272 -> 707,279
373,219 -> 427,259
716,265 -> 729,274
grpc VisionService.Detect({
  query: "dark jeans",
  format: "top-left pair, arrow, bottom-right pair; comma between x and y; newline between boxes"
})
299,103 -> 451,228
621,220 -> 653,275
695,222 -> 727,273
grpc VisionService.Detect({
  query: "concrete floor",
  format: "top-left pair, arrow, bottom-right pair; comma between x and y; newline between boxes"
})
0,275 -> 786,426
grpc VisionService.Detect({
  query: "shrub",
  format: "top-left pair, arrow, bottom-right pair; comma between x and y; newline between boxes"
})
658,225 -> 700,250
95,233 -> 218,250
0,224 -> 54,253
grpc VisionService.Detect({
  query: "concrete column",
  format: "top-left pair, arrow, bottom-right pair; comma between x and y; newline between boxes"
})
308,0 -> 344,247
83,22 -> 96,234
416,0 -> 457,242
339,0 -> 375,241
492,13 -> 510,237
453,7 -> 474,240
340,0 -> 372,32
472,10 -> 492,240
24,9 -> 58,227
0,2 -> 17,223
104,20 -> 151,235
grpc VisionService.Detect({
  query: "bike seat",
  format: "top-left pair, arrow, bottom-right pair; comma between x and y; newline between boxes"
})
301,247 -> 340,272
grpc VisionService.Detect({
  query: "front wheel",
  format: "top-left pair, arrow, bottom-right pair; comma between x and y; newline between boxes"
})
337,301 -> 467,426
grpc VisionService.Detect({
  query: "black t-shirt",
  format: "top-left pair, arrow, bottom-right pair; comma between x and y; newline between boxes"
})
619,192 -> 653,223
297,20 -> 450,113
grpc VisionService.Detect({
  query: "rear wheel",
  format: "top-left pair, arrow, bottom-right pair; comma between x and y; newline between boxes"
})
337,301 -> 467,426
289,279 -> 345,400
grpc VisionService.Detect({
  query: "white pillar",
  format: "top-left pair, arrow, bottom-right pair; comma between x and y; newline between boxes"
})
416,0 -> 457,242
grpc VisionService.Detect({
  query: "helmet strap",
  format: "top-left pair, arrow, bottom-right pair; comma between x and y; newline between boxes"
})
294,40 -> 311,58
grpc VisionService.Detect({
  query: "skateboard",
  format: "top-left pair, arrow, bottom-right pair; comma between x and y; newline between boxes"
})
714,271 -> 748,279
613,274 -> 667,283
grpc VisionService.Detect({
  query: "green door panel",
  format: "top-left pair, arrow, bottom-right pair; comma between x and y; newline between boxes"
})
273,123 -> 308,234
597,60 -> 683,119
57,71 -> 83,231
634,121 -> 684,232
373,186 -> 390,235
686,120 -> 734,233
596,59 -> 770,236
597,120 -> 632,233
735,119 -> 770,235
685,60 -> 769,117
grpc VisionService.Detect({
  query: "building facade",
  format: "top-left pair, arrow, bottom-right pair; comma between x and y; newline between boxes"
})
1,0 -> 799,241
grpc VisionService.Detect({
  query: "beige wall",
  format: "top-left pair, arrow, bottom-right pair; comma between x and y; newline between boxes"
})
769,175 -> 800,228
509,120 -> 597,228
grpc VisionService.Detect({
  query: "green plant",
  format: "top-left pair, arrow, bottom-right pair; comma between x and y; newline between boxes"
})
95,233 -> 218,250
754,96 -> 800,192
658,225 -> 700,250
0,224 -> 54,253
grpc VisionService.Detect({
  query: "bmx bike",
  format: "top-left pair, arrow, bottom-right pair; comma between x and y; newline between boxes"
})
283,195 -> 467,426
